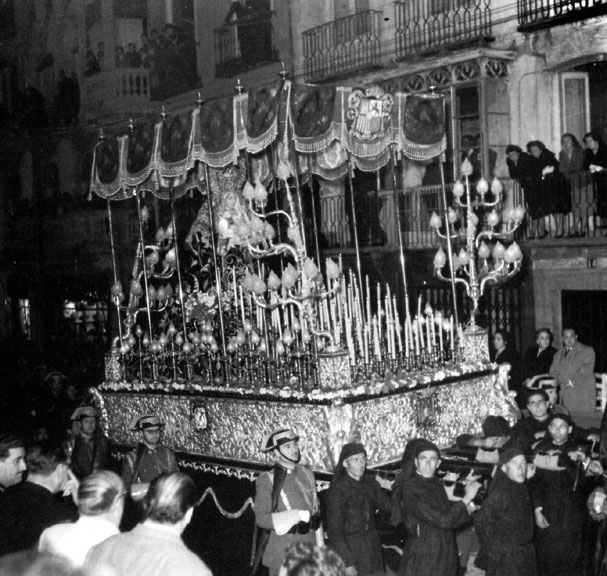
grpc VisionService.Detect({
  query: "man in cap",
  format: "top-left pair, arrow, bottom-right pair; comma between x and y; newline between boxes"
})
69,406 -> 109,479
327,443 -> 391,576
122,414 -> 178,499
474,441 -> 537,576
253,428 -> 320,576
392,438 -> 480,576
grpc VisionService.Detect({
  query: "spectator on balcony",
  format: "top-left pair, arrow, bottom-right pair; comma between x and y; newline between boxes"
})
507,143 -> 534,208
115,46 -> 125,68
491,330 -> 524,408
83,50 -> 100,77
140,34 -> 153,68
559,133 -> 584,176
526,140 -> 570,238
583,131 -> 607,229
125,42 -> 142,68
461,135 -> 481,182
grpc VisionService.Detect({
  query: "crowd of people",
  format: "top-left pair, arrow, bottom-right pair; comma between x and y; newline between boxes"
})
1,325 -> 606,576
506,131 -> 607,238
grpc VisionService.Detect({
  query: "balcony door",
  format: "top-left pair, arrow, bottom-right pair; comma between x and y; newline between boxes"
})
559,72 -> 590,142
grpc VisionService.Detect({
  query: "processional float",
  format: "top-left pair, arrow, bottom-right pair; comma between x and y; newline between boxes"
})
90,70 -> 518,474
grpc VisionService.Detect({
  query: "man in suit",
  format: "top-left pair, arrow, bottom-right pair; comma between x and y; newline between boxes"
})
550,327 -> 596,426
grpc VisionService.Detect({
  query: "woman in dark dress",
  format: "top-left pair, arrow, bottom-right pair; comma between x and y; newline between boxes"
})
526,140 -> 571,238
531,414 -> 594,576
391,439 -> 479,576
491,330 -> 524,408
523,328 -> 557,384
327,443 -> 391,576
583,131 -> 607,226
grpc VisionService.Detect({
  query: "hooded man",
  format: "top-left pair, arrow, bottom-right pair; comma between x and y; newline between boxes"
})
474,441 -> 537,576
253,428 -> 319,576
327,443 -> 391,576
390,439 -> 480,576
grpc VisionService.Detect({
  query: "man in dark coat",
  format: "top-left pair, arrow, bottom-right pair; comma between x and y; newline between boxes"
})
1,442 -> 78,554
69,406 -> 110,479
474,441 -> 537,576
391,439 -> 480,576
327,443 -> 391,576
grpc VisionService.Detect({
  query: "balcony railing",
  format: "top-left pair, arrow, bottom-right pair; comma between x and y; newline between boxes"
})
303,10 -> 382,83
395,0 -> 493,60
318,174 -> 607,252
517,0 -> 607,31
214,18 -> 277,78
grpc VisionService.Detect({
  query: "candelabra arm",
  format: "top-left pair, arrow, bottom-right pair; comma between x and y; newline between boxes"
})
250,208 -> 293,228
435,268 -> 471,296
247,240 -> 298,261
434,228 -> 460,241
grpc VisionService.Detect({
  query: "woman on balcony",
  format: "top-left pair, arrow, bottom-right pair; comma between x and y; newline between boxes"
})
583,131 -> 607,233
526,141 -> 570,239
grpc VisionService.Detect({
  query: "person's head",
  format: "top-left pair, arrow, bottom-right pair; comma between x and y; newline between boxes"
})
547,414 -> 573,445
493,330 -> 510,352
561,133 -> 580,151
506,144 -> 523,163
71,406 -> 98,438
500,451 -> 527,483
462,135 -> 475,149
0,434 -> 26,488
413,439 -> 441,479
130,414 -> 164,448
127,42 -> 136,53
0,550 -> 87,576
481,415 -> 510,438
25,443 -> 69,493
584,131 -> 601,152
163,24 -> 175,38
335,443 -> 367,481
526,389 -> 549,421
279,542 -> 346,576
115,46 -> 124,57
143,472 -> 198,531
262,428 -> 301,469
77,471 -> 125,526
32,427 -> 49,442
45,372 -> 65,396
526,140 -> 546,159
562,327 -> 578,349
535,328 -> 553,349
65,382 -> 78,400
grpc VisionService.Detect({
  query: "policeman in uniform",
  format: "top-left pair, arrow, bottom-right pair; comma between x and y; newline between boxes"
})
69,406 -> 109,479
121,414 -> 178,500
253,428 -> 320,576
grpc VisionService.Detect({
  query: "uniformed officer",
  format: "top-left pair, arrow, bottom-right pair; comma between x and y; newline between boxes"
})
252,428 -> 320,576
69,406 -> 109,479
121,414 -> 178,500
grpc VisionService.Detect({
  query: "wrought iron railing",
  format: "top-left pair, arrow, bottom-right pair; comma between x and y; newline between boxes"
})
395,0 -> 493,60
214,18 -> 277,78
318,174 -> 606,251
517,0 -> 607,30
303,10 -> 382,83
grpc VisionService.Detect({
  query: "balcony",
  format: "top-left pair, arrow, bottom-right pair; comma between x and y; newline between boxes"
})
317,173 -> 607,253
395,0 -> 493,61
214,17 -> 278,78
517,0 -> 607,32
302,10 -> 382,83
81,68 -> 150,121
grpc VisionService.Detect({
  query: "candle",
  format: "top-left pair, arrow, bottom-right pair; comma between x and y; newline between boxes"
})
393,296 -> 403,353
377,283 -> 382,336
366,276 -> 371,326
363,326 -> 369,365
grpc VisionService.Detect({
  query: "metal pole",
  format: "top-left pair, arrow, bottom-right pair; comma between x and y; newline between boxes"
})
203,163 -> 228,358
169,184 -> 188,330
346,153 -> 363,296
389,145 -> 410,319
135,189 -> 154,336
106,199 -> 123,346
438,158 -> 460,329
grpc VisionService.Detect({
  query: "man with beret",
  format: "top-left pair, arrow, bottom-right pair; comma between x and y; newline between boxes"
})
69,406 -> 110,479
121,414 -> 178,499
474,441 -> 537,576
253,428 -> 320,576
327,443 -> 391,576
391,438 -> 480,576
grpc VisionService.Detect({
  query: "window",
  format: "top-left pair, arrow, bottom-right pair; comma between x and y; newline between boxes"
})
560,71 -> 590,141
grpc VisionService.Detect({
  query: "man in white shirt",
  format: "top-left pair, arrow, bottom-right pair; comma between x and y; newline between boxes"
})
39,470 -> 124,567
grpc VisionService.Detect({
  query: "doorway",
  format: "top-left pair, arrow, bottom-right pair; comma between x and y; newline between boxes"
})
561,290 -> 607,371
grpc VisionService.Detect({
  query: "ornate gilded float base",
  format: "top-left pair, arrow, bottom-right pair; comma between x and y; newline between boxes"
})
99,366 -> 515,474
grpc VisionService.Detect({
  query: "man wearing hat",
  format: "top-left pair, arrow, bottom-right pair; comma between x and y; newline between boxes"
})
391,438 -> 481,576
253,428 -> 320,576
121,414 -> 178,499
327,443 -> 391,576
69,406 -> 109,479
474,440 -> 537,576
